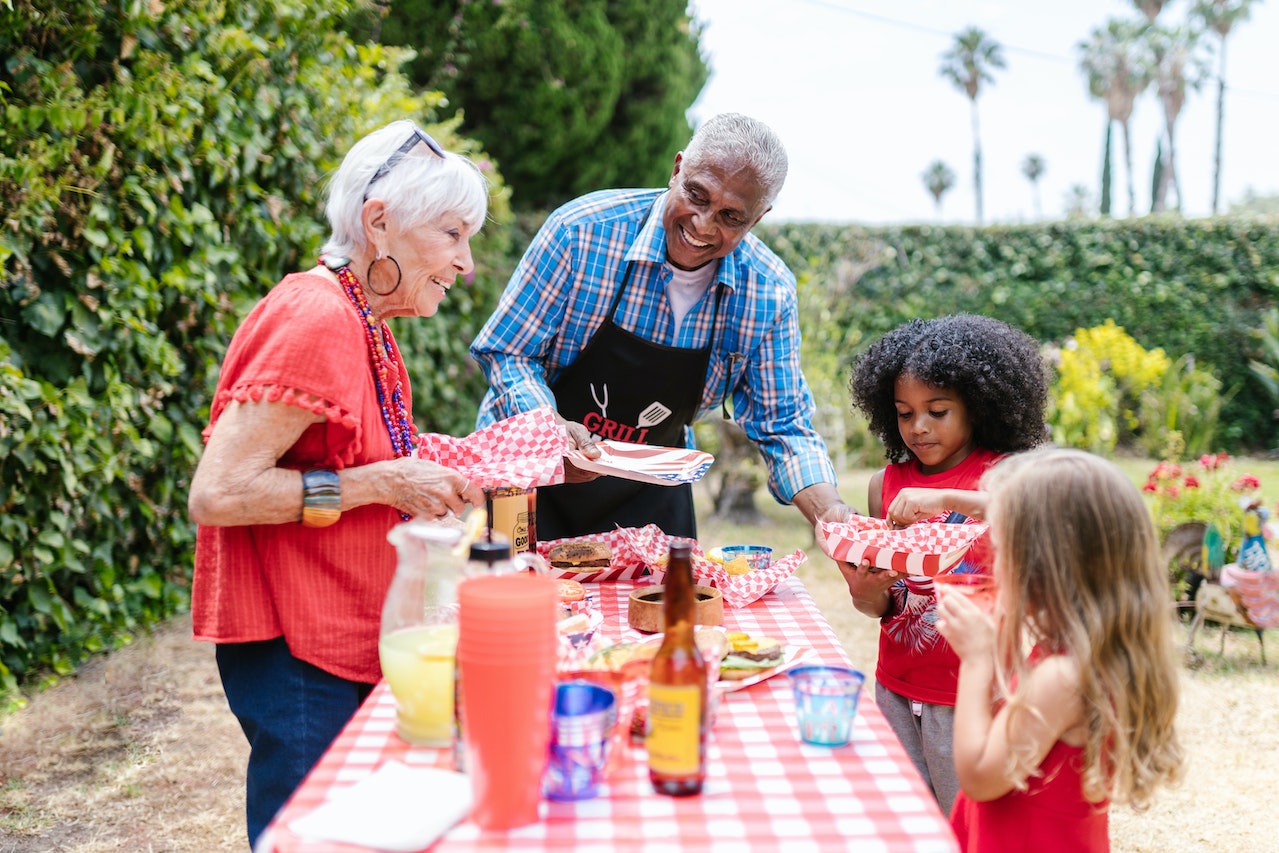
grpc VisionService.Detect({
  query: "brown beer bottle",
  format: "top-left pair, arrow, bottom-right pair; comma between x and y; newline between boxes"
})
646,540 -> 707,796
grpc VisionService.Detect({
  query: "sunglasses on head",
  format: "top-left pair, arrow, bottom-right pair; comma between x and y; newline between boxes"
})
364,127 -> 445,201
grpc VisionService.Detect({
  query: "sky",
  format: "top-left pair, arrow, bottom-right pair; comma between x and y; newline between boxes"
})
686,0 -> 1279,225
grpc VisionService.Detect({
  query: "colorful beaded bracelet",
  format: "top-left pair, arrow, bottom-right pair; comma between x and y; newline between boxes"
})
301,469 -> 341,528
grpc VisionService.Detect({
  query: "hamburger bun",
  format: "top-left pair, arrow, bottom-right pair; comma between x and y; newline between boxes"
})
549,539 -> 612,572
718,633 -> 784,681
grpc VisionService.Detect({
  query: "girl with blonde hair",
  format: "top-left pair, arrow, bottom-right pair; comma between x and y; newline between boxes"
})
937,447 -> 1184,850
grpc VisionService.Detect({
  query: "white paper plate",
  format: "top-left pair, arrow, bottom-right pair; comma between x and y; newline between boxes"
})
569,440 -> 714,486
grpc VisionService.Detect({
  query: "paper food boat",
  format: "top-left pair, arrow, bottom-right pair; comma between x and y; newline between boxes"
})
818,515 -> 989,577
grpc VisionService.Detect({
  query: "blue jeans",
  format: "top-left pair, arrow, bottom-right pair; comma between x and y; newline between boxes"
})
216,638 -> 373,850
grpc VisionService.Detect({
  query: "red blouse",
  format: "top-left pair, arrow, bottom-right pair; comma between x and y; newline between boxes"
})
192,272 -> 409,683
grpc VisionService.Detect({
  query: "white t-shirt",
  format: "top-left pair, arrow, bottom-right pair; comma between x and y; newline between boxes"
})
666,262 -> 718,329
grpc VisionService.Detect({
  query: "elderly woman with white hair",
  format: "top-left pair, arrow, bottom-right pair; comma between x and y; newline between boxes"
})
188,120 -> 488,848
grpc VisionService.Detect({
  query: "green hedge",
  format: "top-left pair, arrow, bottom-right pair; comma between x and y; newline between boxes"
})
761,216 -> 1279,451
0,0 -> 513,703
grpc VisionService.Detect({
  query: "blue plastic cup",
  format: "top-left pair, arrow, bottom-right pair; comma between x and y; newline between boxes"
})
543,680 -> 617,801
787,665 -> 865,747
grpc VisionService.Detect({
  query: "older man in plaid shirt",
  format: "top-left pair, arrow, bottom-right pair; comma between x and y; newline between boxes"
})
471,113 -> 854,541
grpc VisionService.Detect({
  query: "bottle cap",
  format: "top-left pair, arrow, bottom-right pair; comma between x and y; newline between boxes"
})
469,538 -> 512,566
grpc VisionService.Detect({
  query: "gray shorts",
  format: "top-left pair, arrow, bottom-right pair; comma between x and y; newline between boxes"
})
875,684 -> 958,816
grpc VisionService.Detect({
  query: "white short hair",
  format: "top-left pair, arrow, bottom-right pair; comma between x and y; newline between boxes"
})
321,120 -> 489,258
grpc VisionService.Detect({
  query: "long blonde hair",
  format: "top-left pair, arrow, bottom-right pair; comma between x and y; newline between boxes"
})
985,447 -> 1184,807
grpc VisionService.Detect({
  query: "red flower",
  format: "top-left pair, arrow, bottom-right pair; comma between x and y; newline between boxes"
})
1184,476 -> 1200,489
1142,482 -> 1158,493
1232,474 -> 1261,491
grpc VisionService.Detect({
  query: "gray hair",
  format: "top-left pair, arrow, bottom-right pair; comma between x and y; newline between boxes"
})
320,119 -> 489,258
682,113 -> 788,207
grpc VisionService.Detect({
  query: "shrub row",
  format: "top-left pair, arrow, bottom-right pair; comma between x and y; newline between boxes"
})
762,216 -> 1279,452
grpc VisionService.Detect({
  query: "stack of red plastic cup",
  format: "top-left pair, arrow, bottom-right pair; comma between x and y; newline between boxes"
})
457,573 -> 559,830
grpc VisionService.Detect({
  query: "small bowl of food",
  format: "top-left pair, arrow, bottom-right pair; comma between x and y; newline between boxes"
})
627,584 -> 724,633
718,545 -> 773,576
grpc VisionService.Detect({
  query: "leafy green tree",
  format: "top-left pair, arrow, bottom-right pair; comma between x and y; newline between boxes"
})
1192,0 -> 1260,215
1078,18 -> 1152,217
0,0 -> 508,695
377,0 -> 708,210
939,26 -> 1006,225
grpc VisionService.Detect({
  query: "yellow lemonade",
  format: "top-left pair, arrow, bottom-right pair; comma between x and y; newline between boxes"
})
379,624 -> 459,746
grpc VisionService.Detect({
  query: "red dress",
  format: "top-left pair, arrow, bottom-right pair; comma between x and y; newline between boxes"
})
192,272 -> 409,683
876,447 -> 1001,705
950,739 -> 1110,851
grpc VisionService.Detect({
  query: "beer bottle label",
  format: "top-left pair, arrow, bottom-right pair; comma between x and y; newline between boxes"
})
646,684 -> 702,775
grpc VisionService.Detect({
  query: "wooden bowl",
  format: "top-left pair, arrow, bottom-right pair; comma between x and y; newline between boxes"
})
628,585 -> 724,633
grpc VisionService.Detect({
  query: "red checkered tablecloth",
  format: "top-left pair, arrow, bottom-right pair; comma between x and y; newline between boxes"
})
263,577 -> 958,852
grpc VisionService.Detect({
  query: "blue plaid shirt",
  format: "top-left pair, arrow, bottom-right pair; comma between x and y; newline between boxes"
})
471,188 -> 836,504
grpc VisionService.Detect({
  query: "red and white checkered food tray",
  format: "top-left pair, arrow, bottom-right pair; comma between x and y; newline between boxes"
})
567,440 -> 713,486
819,515 -> 988,577
264,577 -> 958,853
539,525 -> 804,608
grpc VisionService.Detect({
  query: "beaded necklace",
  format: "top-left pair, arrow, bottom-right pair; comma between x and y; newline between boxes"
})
326,259 -> 417,468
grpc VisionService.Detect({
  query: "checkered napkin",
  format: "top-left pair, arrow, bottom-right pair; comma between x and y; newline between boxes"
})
415,406 -> 569,490
818,514 -> 989,577
633,533 -> 806,609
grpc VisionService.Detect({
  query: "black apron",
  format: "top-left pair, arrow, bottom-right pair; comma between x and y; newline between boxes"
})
540,249 -> 723,541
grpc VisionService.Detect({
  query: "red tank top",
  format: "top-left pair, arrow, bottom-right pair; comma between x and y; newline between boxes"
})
950,738 -> 1110,851
875,447 -> 1001,704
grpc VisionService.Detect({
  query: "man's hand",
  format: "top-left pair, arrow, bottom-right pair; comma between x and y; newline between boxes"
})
558,415 -> 602,483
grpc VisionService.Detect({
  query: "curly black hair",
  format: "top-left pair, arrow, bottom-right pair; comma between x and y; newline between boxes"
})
850,313 -> 1049,462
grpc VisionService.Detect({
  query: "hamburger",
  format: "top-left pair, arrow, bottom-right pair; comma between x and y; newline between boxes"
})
548,539 -> 612,572
718,632 -> 785,681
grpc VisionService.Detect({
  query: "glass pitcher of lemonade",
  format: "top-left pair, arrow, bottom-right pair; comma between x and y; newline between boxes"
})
379,518 -> 466,747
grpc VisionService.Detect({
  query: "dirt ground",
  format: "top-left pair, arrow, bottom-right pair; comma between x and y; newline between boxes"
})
2,587 -> 1278,852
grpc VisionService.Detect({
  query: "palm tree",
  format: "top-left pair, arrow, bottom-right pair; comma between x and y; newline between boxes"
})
939,27 -> 1006,225
1020,154 -> 1046,220
922,160 -> 957,217
1147,23 -> 1209,212
1132,0 -> 1171,22
1078,19 -> 1152,217
1193,0 -> 1260,215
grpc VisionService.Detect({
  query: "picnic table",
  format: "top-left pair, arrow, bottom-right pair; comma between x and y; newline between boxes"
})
261,575 -> 958,852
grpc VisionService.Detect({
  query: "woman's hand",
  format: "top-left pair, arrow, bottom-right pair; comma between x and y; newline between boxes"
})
383,457 -> 485,519
935,585 -> 997,661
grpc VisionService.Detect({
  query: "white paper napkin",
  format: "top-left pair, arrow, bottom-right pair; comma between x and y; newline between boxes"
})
288,761 -> 472,852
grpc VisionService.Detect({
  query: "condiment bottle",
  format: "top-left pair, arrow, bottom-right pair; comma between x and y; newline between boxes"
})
467,538 -> 517,575
486,486 -> 537,555
645,540 -> 707,796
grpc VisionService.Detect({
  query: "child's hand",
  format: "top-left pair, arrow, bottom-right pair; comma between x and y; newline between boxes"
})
935,585 -> 996,661
834,559 -> 901,618
885,488 -> 949,526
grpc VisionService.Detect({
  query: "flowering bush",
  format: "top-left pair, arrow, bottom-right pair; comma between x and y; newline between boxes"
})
1142,453 -> 1264,560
